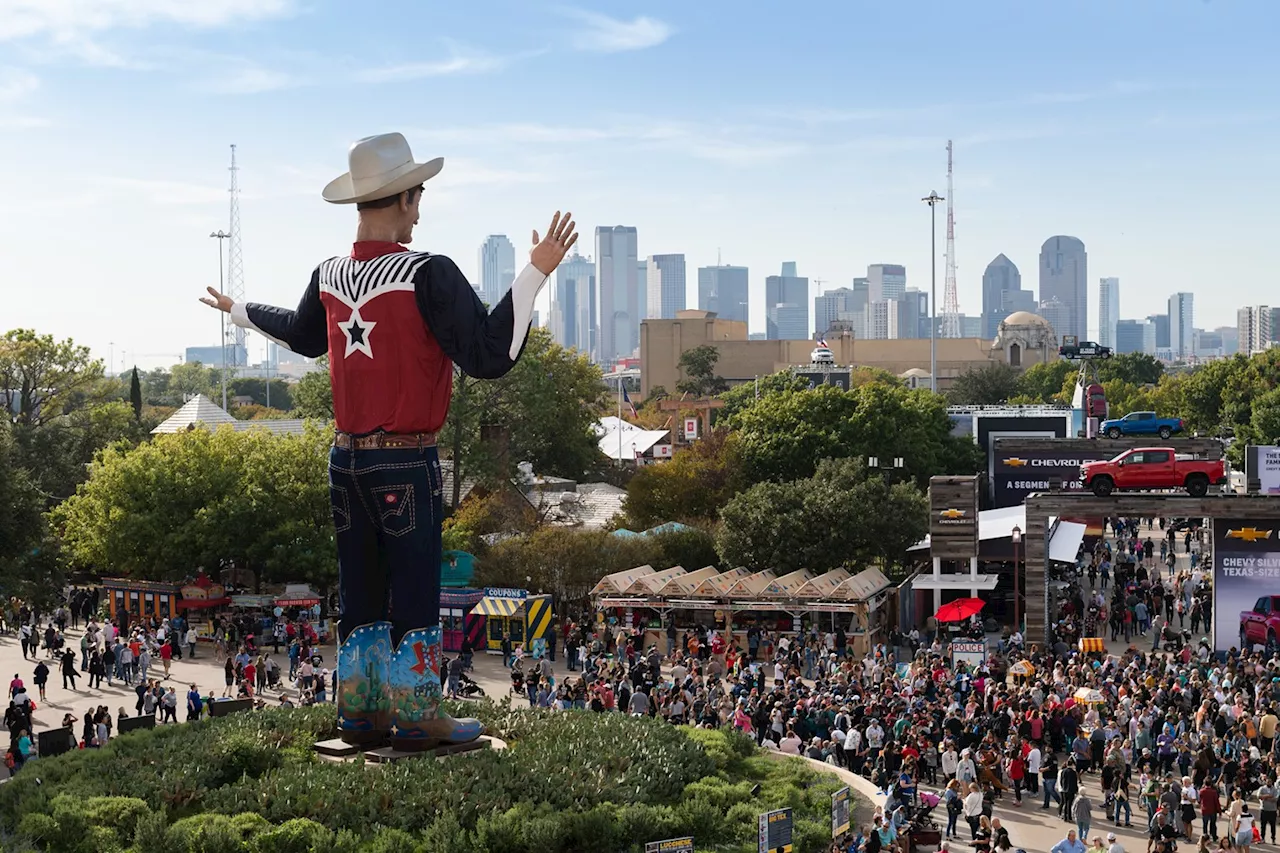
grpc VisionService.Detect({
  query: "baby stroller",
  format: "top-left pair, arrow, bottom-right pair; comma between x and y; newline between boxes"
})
510,666 -> 525,696
457,671 -> 485,698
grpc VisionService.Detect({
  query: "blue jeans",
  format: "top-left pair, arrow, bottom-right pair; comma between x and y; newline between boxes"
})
1043,779 -> 1059,807
329,444 -> 443,644
1114,798 -> 1131,824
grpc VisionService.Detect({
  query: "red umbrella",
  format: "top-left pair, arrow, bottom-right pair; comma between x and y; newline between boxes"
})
935,597 -> 986,623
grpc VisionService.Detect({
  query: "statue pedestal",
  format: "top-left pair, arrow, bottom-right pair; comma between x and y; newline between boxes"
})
313,735 -> 500,763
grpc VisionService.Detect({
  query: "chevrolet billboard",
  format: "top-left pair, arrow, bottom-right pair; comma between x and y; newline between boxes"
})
992,448 -> 1115,507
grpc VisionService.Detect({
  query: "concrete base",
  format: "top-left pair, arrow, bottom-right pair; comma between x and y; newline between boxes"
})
364,736 -> 494,763
313,738 -> 362,758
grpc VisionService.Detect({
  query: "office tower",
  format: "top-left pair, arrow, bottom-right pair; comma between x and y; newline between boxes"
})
1038,236 -> 1087,340
1114,320 -> 1153,355
1146,314 -> 1170,349
1217,326 -> 1239,356
980,254 -> 1027,338
645,254 -> 686,320
765,264 -> 809,339
898,289 -> 929,339
814,287 -> 857,338
866,264 -> 906,302
781,261 -> 798,278
551,252 -> 594,353
866,300 -> 900,340
1038,297 -> 1070,340
960,316 -> 983,338
1168,292 -> 1194,358
1098,277 -> 1120,349
478,235 -> 516,307
773,304 -> 808,340
1238,306 -> 1273,356
595,226 -> 641,365
697,265 -> 749,324
1193,328 -> 1223,358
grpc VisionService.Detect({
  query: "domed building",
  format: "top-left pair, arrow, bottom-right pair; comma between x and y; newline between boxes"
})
991,311 -> 1057,368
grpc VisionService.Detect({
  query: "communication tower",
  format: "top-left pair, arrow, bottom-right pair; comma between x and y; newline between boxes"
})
225,144 -> 245,368
941,140 -> 962,338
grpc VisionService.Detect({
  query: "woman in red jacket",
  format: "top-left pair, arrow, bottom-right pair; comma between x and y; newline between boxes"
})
1008,749 -> 1027,806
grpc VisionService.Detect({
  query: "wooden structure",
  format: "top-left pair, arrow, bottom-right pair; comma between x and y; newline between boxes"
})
657,397 -> 725,443
929,475 -> 981,559
1023,493 -> 1280,643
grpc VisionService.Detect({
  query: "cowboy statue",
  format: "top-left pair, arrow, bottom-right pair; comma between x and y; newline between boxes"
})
201,132 -> 577,750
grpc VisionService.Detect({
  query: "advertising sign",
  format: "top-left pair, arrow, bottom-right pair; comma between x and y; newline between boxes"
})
1255,446 -> 1280,494
1214,519 -> 1280,652
683,418 -> 699,440
795,370 -> 851,391
483,587 -> 528,600
950,640 -> 986,669
991,447 -> 1115,508
758,808 -> 794,853
645,838 -> 694,853
929,475 -> 980,559
831,787 -> 851,838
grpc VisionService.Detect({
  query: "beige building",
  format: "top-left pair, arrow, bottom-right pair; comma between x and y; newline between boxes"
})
639,309 -> 1057,396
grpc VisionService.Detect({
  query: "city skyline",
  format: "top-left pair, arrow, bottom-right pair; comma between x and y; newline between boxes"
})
2,1 -> 1277,369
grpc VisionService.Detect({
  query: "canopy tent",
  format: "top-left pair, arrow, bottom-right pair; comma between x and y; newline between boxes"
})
656,566 -> 721,596
759,569 -> 815,598
725,569 -> 778,597
689,567 -> 751,597
589,565 -> 654,597
794,569 -> 852,599
623,565 -> 686,595
831,568 -> 893,602
472,595 -> 526,618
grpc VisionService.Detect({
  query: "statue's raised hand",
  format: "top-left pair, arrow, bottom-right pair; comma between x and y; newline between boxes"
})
530,211 -> 578,276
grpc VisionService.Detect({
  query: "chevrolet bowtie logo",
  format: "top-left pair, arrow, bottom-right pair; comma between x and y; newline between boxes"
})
940,509 -> 967,519
1227,527 -> 1273,542
1005,457 -> 1028,467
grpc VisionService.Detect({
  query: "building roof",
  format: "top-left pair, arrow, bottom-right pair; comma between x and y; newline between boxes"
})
589,564 -> 655,596
1002,311 -> 1051,328
530,482 -> 627,530
150,394 -> 310,436
598,426 -> 671,460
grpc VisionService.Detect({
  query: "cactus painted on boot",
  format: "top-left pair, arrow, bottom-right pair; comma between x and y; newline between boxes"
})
390,626 -> 484,748
337,620 -> 393,744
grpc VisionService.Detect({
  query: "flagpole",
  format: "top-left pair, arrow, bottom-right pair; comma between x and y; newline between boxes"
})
617,379 -> 623,467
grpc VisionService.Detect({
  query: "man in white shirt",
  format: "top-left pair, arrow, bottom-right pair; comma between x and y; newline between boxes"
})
1027,745 -> 1043,794
1107,831 -> 1124,853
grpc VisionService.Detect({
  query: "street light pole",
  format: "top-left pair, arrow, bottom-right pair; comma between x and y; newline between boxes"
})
922,191 -> 945,393
210,230 -> 231,411
1011,524 -> 1023,633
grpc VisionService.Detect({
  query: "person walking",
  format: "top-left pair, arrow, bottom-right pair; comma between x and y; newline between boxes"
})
31,661 -> 48,702
1235,803 -> 1256,853
60,647 -> 78,690
963,782 -> 985,840
1199,779 -> 1221,841
1075,792 -> 1094,843
1060,759 -> 1080,822
1050,829 -> 1086,853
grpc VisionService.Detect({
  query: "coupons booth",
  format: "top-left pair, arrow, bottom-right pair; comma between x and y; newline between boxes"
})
470,588 -> 553,655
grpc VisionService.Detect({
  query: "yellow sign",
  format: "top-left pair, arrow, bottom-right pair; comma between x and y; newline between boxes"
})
939,508 -> 967,520
1005,457 -> 1028,467
1227,527 -> 1273,542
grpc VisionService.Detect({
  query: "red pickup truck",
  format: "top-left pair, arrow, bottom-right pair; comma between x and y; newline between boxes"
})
1079,447 -> 1225,497
1241,596 -> 1280,653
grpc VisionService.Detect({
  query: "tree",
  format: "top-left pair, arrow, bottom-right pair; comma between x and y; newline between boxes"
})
230,404 -> 292,421
1018,359 -> 1075,404
676,345 -> 728,397
0,422 -> 45,588
946,362 -> 1023,405
0,329 -> 106,426
716,457 -> 927,573
129,367 -> 143,419
728,382 -> 981,487
229,377 -> 294,411
1097,352 -> 1163,387
54,425 -> 335,590
169,361 -> 220,402
291,358 -> 334,420
718,370 -> 811,420
620,429 -> 743,529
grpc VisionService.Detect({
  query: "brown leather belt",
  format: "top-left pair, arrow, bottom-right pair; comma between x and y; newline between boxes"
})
334,431 -> 437,450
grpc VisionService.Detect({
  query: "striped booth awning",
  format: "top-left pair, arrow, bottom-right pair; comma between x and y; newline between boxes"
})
1078,637 -> 1105,653
471,596 -> 525,618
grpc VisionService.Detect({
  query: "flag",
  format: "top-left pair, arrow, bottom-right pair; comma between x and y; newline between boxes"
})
622,385 -> 638,418
817,338 -> 828,347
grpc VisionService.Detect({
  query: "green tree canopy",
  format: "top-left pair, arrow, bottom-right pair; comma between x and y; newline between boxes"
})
0,421 -> 45,598
0,329 -> 106,427
619,429 -> 743,529
946,362 -> 1023,405
676,344 -> 729,397
291,358 -> 334,420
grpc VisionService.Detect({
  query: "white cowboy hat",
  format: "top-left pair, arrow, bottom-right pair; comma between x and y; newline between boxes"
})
322,132 -> 443,204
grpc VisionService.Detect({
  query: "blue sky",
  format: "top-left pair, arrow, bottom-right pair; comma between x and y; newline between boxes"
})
2,0 -> 1278,370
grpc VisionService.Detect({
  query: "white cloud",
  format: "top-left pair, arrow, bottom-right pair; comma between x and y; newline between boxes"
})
198,61 -> 301,95
91,176 -> 230,206
560,9 -> 672,53
0,115 -> 51,129
0,0 -> 297,40
0,67 -> 38,100
407,122 -> 620,145
356,43 -> 529,83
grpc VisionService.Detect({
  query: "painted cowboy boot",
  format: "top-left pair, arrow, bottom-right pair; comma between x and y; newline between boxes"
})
390,625 -> 484,751
336,620 -> 393,745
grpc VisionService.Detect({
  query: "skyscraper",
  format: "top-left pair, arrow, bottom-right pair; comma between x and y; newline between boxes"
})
645,254 -> 686,320
1098,277 -> 1120,349
899,289 -> 929,339
551,252 -> 594,353
1168,292 -> 1194,358
1115,319 -> 1154,355
765,264 -> 809,340
814,287 -> 856,338
595,226 -> 641,365
697,265 -> 749,324
1038,297 -> 1070,341
478,235 -> 516,307
1039,236 -> 1087,340
1147,314 -> 1170,350
866,264 -> 906,302
980,254 -> 1029,338
1238,305 -> 1274,356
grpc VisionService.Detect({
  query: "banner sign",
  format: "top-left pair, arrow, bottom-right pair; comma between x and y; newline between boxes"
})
683,418 -> 699,440
1255,446 -> 1280,494
1214,519 -> 1280,652
831,787 -> 851,838
483,587 -> 528,600
950,640 -> 986,669
646,838 -> 694,853
759,808 -> 794,853
991,447 -> 1114,508
929,475 -> 980,559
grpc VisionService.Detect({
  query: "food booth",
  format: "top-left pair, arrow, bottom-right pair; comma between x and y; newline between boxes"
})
104,578 -> 182,628
176,577 -> 231,638
441,588 -> 486,652
469,587 -> 554,655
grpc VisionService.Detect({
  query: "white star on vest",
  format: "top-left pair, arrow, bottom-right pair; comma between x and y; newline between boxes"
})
341,307 -> 376,359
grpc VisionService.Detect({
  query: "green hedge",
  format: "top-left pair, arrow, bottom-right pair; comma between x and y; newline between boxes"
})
0,703 -> 846,853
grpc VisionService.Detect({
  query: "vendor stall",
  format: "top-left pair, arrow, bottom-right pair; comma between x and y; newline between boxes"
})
470,587 -> 553,655
441,588 -> 486,652
176,577 -> 231,638
104,578 -> 183,628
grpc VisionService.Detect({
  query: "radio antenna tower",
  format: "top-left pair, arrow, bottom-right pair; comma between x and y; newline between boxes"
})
941,140 -> 962,338
225,144 -> 246,368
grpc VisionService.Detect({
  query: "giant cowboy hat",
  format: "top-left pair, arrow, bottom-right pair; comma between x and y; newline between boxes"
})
322,132 -> 443,204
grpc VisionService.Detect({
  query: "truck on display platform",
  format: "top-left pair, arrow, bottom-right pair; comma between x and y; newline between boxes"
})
1079,447 -> 1226,497
1240,596 -> 1280,654
1059,335 -> 1113,360
1100,411 -> 1185,440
